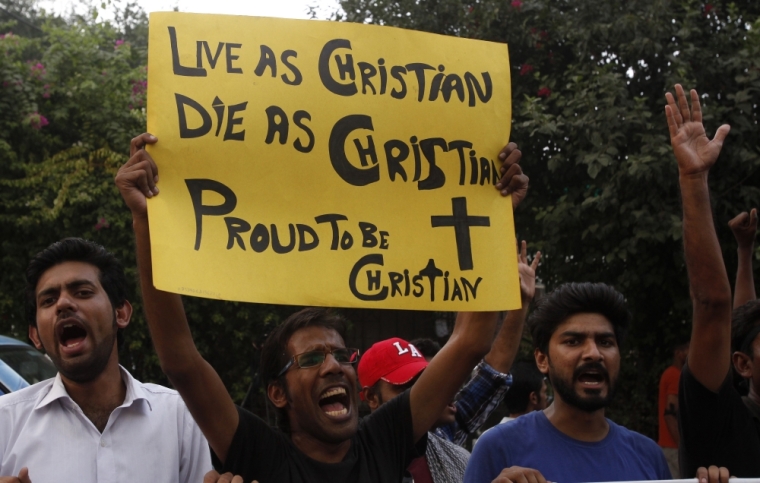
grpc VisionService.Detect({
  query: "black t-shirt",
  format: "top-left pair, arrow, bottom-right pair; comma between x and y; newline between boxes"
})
679,363 -> 760,477
212,389 -> 425,483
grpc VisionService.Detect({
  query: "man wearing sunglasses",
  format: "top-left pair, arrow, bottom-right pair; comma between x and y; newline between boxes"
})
116,133 -> 528,483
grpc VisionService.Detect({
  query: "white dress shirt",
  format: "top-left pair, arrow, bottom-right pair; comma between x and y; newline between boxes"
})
0,366 -> 211,483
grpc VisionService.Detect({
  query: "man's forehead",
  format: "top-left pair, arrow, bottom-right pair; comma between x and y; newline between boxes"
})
36,261 -> 102,294
287,325 -> 345,352
553,312 -> 614,336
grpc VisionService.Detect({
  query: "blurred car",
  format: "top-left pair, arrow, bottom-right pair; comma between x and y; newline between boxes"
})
0,335 -> 57,395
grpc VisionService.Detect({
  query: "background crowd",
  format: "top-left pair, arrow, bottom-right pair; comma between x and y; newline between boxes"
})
1,0 -> 760,456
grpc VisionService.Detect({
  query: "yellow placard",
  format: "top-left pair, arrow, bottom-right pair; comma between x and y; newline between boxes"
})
146,12 -> 520,311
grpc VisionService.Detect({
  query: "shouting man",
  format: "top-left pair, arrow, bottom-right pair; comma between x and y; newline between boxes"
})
0,238 -> 211,483
115,133 -> 529,483
464,282 -> 670,483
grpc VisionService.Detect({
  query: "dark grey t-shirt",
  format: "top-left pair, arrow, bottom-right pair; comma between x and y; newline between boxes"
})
212,389 -> 424,483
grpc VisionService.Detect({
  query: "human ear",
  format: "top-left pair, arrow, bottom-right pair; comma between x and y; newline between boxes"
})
535,348 -> 550,375
529,391 -> 538,408
732,351 -> 754,379
28,325 -> 43,351
114,300 -> 133,329
268,382 -> 288,409
362,387 -> 382,411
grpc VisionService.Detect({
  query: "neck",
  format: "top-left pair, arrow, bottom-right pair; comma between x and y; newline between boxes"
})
60,348 -> 126,432
543,397 -> 609,442
290,430 -> 352,463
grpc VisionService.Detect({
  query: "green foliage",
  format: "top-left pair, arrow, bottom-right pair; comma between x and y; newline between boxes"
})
339,0 -> 760,436
0,5 -> 293,405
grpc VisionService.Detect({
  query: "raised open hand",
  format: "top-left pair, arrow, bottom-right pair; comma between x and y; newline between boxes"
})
728,209 -> 758,249
517,240 -> 541,301
496,142 -> 529,208
115,133 -> 159,219
665,84 -> 730,177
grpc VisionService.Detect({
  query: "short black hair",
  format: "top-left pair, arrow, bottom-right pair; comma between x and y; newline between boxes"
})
25,238 -> 129,345
409,338 -> 441,358
528,282 -> 631,355
260,307 -> 347,431
732,300 -> 760,358
503,360 -> 545,414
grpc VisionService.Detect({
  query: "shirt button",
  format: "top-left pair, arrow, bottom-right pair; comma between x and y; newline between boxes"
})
100,440 -> 106,447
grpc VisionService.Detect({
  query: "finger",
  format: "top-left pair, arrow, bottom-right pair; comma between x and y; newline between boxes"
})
506,172 -> 529,196
203,470 -> 221,483
708,465 -> 720,483
18,467 -> 30,483
123,148 -> 160,188
520,240 -> 527,264
750,208 -> 757,227
497,146 -> 522,190
119,163 -> 158,199
675,84 -> 691,123
712,124 -> 731,146
498,162 -> 523,192
690,89 -> 703,123
728,212 -> 748,228
499,142 -> 518,161
531,251 -> 542,271
130,133 -> 158,157
664,105 -> 680,140
719,466 -> 729,483
696,467 -> 708,483
665,91 -> 683,129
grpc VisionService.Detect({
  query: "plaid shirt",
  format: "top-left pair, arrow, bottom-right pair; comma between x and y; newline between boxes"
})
433,360 -> 512,446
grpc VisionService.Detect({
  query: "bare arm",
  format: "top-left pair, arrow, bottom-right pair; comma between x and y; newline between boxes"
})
410,143 -> 528,442
115,134 -> 239,463
666,85 -> 732,392
483,241 -> 541,373
729,209 -> 757,308
664,393 -> 679,446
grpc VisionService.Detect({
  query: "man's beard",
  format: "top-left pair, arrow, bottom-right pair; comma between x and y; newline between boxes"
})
45,313 -> 117,383
549,361 -> 616,413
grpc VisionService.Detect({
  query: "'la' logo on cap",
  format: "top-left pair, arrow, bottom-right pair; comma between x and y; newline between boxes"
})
392,341 -> 423,358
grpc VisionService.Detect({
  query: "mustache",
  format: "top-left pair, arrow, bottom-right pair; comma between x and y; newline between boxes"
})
55,310 -> 84,323
572,362 -> 609,382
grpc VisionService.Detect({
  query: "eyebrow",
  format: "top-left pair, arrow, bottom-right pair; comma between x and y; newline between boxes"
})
37,279 -> 98,300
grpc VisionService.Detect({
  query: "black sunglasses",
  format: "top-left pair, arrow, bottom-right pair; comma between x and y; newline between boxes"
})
277,348 -> 360,378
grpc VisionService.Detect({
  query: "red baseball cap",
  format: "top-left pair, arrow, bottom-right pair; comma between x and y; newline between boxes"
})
358,337 -> 428,389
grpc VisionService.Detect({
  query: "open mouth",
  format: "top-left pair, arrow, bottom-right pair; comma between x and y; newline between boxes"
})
576,371 -> 606,386
319,386 -> 350,417
57,321 -> 87,349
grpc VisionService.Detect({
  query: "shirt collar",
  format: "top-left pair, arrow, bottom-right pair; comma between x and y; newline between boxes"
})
34,365 -> 152,411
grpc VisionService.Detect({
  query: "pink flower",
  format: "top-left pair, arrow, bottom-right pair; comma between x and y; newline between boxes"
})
115,39 -> 125,48
0,32 -> 11,40
94,217 -> 110,230
537,87 -> 552,98
29,112 -> 49,129
520,64 -> 534,76
511,0 -> 523,8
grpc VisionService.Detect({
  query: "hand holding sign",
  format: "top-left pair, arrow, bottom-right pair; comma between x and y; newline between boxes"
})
116,134 -> 160,219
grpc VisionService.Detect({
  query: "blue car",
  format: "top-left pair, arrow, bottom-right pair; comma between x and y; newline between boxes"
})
0,335 -> 57,395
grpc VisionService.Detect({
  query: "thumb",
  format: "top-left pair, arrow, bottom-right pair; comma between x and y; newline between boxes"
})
18,467 -> 31,483
712,124 -> 731,145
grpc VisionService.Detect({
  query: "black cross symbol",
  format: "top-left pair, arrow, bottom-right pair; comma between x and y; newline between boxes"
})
431,197 -> 490,271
